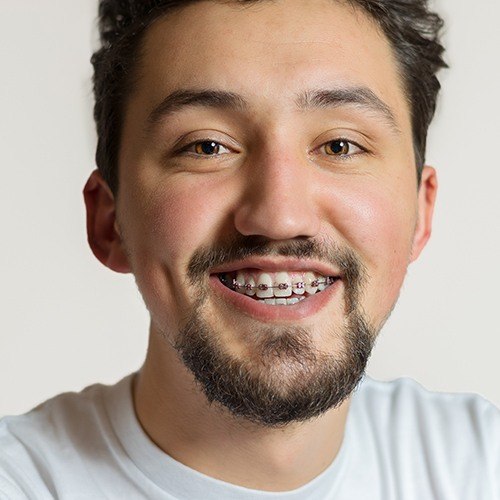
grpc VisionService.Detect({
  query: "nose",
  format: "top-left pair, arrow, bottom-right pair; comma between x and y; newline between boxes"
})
233,148 -> 321,240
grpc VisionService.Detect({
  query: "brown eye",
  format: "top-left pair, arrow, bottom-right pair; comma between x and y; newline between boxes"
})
194,141 -> 221,155
325,140 -> 351,155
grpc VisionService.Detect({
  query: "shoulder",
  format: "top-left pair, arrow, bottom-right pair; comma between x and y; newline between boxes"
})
355,376 -> 500,431
1,379 -> 110,450
349,376 -> 500,493
0,375 -> 134,496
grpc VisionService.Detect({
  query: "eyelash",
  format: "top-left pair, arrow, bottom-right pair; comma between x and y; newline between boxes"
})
177,138 -> 368,160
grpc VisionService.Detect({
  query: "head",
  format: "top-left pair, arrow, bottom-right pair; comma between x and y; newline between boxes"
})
85,0 -> 444,426
92,0 -> 446,194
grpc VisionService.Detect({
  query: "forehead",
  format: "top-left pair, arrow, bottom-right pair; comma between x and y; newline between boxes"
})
132,0 -> 410,130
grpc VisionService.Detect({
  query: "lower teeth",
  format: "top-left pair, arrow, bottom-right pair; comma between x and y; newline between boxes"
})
257,297 -> 306,306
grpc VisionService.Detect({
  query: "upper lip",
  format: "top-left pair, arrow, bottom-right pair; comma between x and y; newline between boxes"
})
209,257 -> 342,278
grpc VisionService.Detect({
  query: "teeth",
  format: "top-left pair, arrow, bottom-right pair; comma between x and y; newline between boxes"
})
235,272 -> 246,294
274,272 -> 292,297
304,272 -> 319,295
221,270 -> 333,299
260,296 -> 303,306
292,275 -> 305,295
258,297 -> 303,306
256,273 -> 274,298
245,276 -> 256,296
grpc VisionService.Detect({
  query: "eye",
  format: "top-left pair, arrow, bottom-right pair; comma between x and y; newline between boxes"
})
323,139 -> 364,157
184,140 -> 231,156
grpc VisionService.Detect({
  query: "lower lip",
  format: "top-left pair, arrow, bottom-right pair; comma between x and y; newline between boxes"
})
209,275 -> 342,322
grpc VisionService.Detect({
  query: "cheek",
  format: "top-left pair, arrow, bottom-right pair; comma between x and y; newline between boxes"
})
118,175 -> 230,329
145,177 -> 230,264
320,178 -> 417,317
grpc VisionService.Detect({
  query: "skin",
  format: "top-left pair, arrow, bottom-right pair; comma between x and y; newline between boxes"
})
84,0 -> 437,492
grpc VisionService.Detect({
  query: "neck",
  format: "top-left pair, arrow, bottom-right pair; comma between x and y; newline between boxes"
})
133,329 -> 352,492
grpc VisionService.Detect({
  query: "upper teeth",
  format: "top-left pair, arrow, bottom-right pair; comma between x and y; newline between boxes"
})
227,271 -> 335,299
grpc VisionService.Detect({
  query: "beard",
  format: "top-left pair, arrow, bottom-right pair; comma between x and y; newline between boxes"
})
170,236 -> 378,428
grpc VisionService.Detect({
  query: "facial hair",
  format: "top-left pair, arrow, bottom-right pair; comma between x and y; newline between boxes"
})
172,236 -> 378,427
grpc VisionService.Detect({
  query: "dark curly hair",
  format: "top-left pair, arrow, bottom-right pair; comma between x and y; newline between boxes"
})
91,0 -> 447,194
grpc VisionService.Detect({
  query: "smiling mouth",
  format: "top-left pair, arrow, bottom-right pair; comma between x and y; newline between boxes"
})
216,270 -> 339,306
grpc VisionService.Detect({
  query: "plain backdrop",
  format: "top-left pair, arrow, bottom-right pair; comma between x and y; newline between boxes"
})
0,0 -> 499,416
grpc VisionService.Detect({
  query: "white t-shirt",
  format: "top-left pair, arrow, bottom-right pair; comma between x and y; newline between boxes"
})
1,374 -> 499,499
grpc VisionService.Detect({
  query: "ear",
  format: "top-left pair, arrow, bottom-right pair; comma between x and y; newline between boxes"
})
83,170 -> 131,273
410,166 -> 438,263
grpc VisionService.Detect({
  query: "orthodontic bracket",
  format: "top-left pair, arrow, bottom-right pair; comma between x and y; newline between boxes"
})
231,276 -> 335,291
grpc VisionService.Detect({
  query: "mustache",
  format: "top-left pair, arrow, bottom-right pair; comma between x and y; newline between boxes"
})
187,235 -> 368,311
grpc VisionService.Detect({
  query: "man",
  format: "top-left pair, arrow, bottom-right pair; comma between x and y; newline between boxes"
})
1,0 -> 499,498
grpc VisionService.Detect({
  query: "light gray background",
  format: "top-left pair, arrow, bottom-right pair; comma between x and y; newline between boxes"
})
1,0 -> 498,416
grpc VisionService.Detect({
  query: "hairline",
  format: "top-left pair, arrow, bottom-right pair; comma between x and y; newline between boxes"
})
112,0 -> 425,194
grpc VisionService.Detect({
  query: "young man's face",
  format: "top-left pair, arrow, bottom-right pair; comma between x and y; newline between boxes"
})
87,0 -> 436,425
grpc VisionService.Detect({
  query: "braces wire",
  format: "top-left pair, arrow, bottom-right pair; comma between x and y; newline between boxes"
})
230,276 -> 336,292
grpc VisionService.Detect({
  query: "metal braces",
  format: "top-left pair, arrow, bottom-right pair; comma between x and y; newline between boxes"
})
231,276 -> 336,291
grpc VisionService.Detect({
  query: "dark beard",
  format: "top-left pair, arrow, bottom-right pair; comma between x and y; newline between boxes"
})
172,236 -> 377,427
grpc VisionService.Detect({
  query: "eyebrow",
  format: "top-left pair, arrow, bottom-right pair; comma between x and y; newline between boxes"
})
296,87 -> 400,134
147,89 -> 247,131
146,86 -> 400,134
